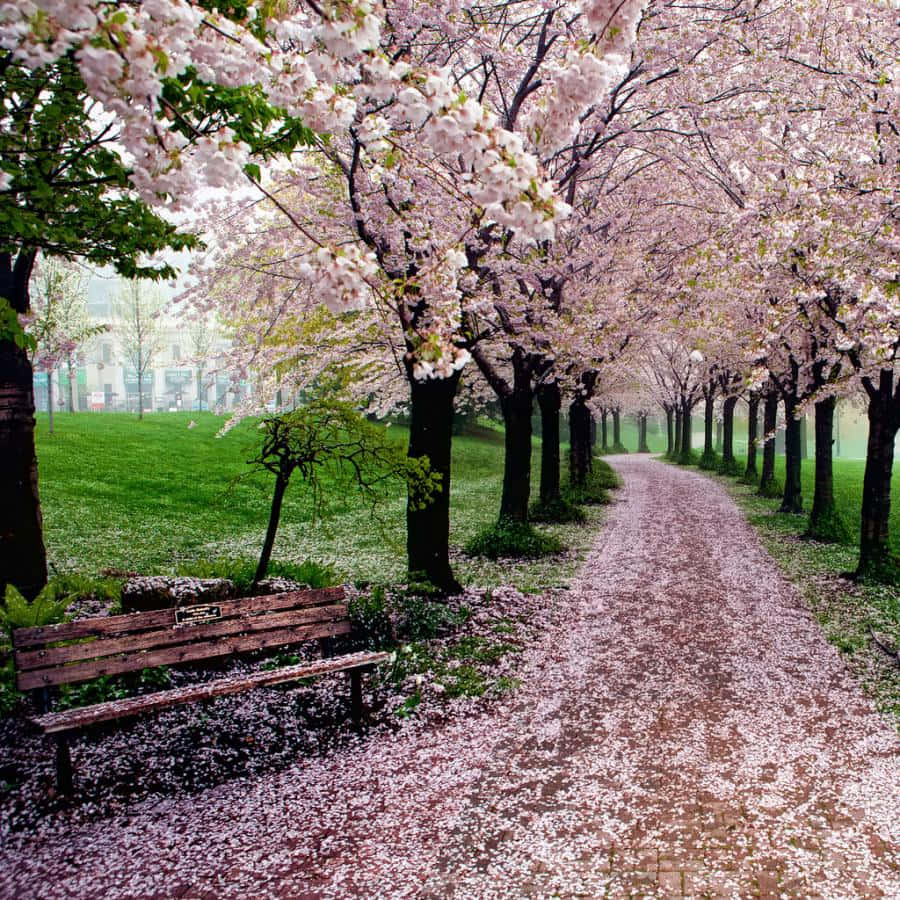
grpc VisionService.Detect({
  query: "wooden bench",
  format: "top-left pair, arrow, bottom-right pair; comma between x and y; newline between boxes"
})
11,586 -> 390,793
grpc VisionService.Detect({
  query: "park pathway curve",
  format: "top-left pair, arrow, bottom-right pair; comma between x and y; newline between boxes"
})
2,456 -> 898,898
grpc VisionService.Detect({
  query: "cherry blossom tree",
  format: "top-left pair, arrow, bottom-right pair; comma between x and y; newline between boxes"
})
28,258 -> 104,431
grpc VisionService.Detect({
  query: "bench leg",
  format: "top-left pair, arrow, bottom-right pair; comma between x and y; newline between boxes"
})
55,735 -> 74,795
350,669 -> 363,727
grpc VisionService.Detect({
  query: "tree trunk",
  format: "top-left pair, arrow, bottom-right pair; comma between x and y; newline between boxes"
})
857,369 -> 899,581
758,392 -> 779,497
704,393 -> 715,454
835,401 -> 841,457
673,407 -> 682,458
405,368 -> 462,593
197,368 -> 203,412
611,408 -> 626,452
744,395 -> 759,481
665,405 -> 674,456
720,395 -> 739,473
600,409 -> 608,452
715,418 -> 723,452
780,394 -> 803,514
537,382 -> 561,506
254,473 -> 289,587
699,388 -> 716,468
637,414 -> 650,452
67,355 -> 75,413
806,395 -> 847,542
569,397 -> 592,487
0,250 -> 48,601
137,364 -> 144,420
498,385 -> 533,523
47,370 -> 54,436
679,399 -> 693,462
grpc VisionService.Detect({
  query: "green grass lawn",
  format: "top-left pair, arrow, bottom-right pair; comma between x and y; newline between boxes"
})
33,411 -> 601,592
720,453 -> 900,547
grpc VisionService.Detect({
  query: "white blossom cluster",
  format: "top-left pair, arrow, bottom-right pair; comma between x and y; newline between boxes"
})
524,50 -> 628,155
302,245 -> 379,314
0,0 -> 572,239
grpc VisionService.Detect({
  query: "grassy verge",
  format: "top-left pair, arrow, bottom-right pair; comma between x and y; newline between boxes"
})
33,411 -> 602,594
681,456 -> 900,726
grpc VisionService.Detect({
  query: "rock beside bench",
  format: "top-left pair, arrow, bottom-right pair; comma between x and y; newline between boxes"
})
121,577 -> 236,613
120,576 -> 313,612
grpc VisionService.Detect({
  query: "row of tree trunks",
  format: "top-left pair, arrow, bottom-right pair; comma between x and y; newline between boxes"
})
600,408 -> 608,452
0,250 -> 48,602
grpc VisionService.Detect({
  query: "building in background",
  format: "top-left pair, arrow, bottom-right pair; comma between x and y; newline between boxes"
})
33,277 -> 249,414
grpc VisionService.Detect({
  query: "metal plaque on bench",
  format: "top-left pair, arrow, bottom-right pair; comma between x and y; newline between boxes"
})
174,604 -> 222,626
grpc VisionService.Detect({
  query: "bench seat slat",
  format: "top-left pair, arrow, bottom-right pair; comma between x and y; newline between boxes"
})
12,587 -> 345,648
15,603 -> 349,672
17,620 -> 353,690
34,650 -> 392,735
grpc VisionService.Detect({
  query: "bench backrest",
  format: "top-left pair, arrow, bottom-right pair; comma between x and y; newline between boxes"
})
13,587 -> 350,691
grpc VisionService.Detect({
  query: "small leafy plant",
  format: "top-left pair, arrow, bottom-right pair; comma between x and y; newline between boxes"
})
465,519 -> 564,560
348,586 -> 394,650
56,667 -> 172,711
529,497 -> 586,524
0,584 -> 71,636
243,399 -> 440,588
395,595 -> 470,640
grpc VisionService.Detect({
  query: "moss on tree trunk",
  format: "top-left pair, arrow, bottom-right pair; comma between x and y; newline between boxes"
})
406,368 -> 462,594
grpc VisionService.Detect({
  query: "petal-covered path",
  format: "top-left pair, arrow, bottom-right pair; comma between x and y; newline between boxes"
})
2,457 -> 898,897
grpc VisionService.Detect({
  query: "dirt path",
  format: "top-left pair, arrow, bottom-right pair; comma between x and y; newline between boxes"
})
2,457 -> 898,898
